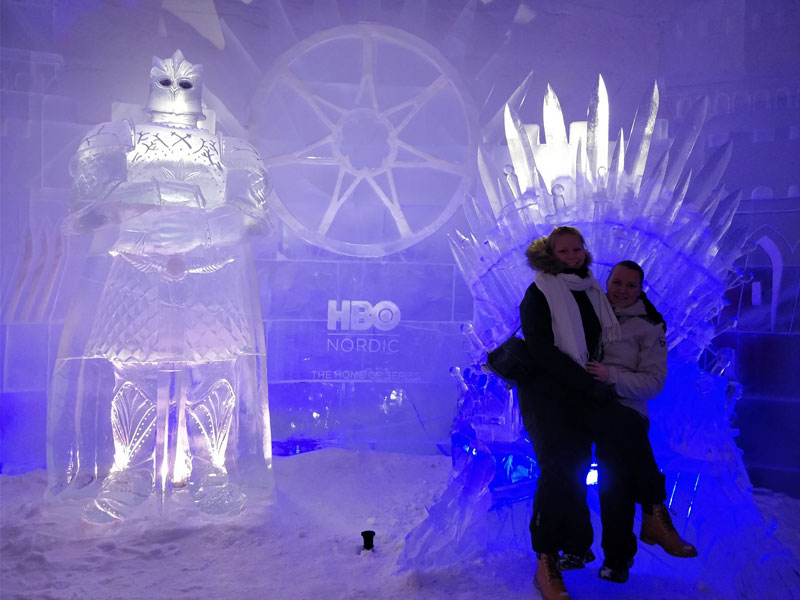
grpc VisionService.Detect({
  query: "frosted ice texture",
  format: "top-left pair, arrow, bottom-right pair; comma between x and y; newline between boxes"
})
46,51 -> 274,521
452,80 -> 747,360
402,77 -> 797,597
250,22 -> 478,257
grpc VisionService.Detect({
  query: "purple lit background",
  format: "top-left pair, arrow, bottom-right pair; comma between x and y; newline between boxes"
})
3,0 -> 798,490
1,2 -> 799,596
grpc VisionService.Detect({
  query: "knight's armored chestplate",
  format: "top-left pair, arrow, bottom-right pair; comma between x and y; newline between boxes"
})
83,122 -> 260,364
127,122 -> 225,210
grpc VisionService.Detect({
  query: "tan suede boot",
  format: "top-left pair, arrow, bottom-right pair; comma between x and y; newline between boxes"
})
640,504 -> 698,558
534,553 -> 572,599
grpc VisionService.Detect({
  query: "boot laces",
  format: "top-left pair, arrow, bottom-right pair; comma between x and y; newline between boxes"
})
656,505 -> 678,532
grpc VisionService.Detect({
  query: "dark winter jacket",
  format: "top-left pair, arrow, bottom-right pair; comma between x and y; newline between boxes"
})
517,238 -> 612,424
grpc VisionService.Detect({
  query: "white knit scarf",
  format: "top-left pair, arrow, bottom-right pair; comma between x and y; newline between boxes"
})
535,270 -> 621,365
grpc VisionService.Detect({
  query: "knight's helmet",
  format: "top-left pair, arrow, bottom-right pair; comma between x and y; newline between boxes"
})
145,49 -> 205,122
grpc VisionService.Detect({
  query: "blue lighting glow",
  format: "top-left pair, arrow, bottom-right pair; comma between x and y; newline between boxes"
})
586,463 -> 598,486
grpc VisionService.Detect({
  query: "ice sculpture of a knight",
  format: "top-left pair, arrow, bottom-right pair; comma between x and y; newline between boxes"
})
47,50 -> 275,522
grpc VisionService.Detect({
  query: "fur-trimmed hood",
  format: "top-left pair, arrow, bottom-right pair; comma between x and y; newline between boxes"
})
525,235 -> 593,275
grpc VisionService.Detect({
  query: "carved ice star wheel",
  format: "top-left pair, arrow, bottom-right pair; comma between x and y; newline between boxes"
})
251,24 -> 478,257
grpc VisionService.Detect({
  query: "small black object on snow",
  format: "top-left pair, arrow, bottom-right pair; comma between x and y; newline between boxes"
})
361,530 -> 375,550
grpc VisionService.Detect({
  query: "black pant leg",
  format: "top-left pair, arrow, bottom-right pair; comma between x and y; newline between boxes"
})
627,413 -> 667,506
593,406 -> 637,565
520,384 -> 593,555
556,431 -> 594,556
593,402 -> 667,564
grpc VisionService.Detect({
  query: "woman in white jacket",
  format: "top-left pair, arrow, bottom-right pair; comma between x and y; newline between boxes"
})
583,261 -> 698,583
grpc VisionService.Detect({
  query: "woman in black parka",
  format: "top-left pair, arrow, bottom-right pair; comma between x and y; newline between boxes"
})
518,226 -> 619,599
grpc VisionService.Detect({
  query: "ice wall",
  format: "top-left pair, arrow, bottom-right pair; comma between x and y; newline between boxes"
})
1,0 -> 664,467
1,0 -> 799,490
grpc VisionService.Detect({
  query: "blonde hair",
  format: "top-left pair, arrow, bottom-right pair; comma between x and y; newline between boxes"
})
546,226 -> 586,254
525,225 -> 592,272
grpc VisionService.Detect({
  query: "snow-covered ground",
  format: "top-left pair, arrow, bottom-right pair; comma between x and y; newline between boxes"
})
1,448 -> 798,600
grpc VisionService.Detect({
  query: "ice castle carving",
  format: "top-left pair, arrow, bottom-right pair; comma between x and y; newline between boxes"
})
453,76 -> 746,360
46,51 -> 275,521
402,76 -> 796,598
